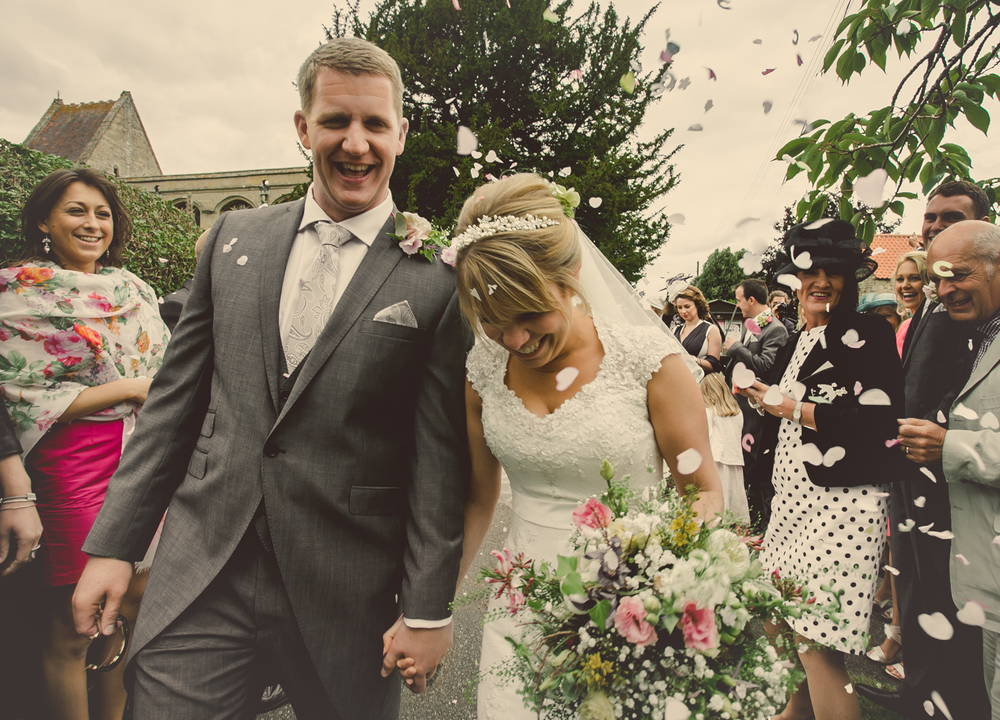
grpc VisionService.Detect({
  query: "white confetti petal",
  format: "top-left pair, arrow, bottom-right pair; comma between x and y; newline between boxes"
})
777,273 -> 802,291
931,691 -> 954,720
858,388 -> 891,406
795,443 -> 824,466
668,213 -> 686,225
470,168 -> 480,178
957,441 -> 987,472
453,167 -> 460,177
918,522 -> 935,533
955,553 -> 970,565
555,366 -> 579,391
731,362 -> 756,390
457,126 -> 479,155
955,403 -> 979,420
676,448 -> 703,475
589,197 -> 603,208
470,288 -> 481,301
763,386 -> 784,406
854,168 -> 889,207
914,496 -> 926,508
157,257 -> 168,263
873,492 -> 890,497
488,284 -> 497,295
981,412 -> 1000,429
470,150 -> 483,159
485,150 -> 499,163
845,683 -> 853,694
871,246 -> 886,256
819,333 -> 827,349
822,446 -> 846,467
884,564 -> 899,576
898,518 -> 915,532
158,297 -> 164,304
919,467 -> 937,483
804,218 -> 835,230
841,329 -> 860,345
994,535 -> 1000,546
918,612 -> 955,641
558,166 -> 572,177
938,408 -> 948,422
230,238 -> 238,244
663,697 -> 691,720
928,530 -> 956,540
924,700 -> 935,716
222,245 -> 233,253
791,381 -> 807,401
236,255 -> 248,266
791,248 -> 812,269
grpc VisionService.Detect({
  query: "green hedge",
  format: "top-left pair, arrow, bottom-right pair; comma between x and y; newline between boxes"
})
0,139 -> 198,296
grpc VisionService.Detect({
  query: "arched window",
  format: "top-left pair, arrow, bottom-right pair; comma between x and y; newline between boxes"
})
221,198 -> 252,213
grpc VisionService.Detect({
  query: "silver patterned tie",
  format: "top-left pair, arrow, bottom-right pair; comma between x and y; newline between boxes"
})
283,221 -> 351,372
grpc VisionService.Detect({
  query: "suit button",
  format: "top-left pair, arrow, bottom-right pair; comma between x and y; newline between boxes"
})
263,440 -> 281,458
280,388 -> 290,402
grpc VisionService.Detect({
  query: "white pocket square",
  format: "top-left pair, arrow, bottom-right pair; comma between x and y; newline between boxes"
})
373,300 -> 418,328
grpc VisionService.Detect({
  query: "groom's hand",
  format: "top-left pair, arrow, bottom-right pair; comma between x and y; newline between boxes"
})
381,621 -> 453,693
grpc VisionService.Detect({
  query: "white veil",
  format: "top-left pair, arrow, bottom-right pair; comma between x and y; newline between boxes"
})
577,227 -> 703,381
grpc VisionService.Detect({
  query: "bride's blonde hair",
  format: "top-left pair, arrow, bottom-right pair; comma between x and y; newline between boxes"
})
454,174 -> 584,334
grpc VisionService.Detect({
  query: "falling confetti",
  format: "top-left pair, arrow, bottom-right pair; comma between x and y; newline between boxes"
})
918,612 -> 955,641
797,54 -> 804,66
676,448 -> 703,475
931,691 -> 955,720
555,366 -> 580,391
157,257 -> 168,263
745,318 -> 762,335
457,126 -> 479,155
485,150 -> 499,163
471,150 -> 483,159
732,362 -> 756,389
854,381 -> 863,395
791,381 -> 807,401
845,683 -> 853,695
937,410 -> 947,423
982,412 -> 1000,429
955,403 -> 979,420
542,7 -> 559,22
841,329 -> 865,348
707,68 -> 717,80
738,252 -> 763,274
920,466 -> 937,483
822,446 -> 846,467
885,438 -> 902,448
858,388 -> 891,406
222,245 -> 233,253
237,255 -> 248,266
871,246 -> 887,256
763,100 -> 773,114
762,68 -> 776,76
741,433 -> 754,452
230,238 -> 238,244
620,71 -> 636,94
853,169 -> 889,207
452,0 -> 461,9
688,124 -> 704,132
932,260 -> 954,277
777,274 -> 802,290
914,495 -> 926,507
883,565 -> 899,576
956,553 -> 970,565
558,167 -> 572,177
924,701 -> 936,717
808,34 -> 822,42
589,197 -> 603,208
678,77 -> 691,90
452,167 -> 460,177
805,218 -> 835,230
796,443 -> 824,466
487,284 -> 497,295
792,249 -> 812,269
763,386 -> 784,406
470,288 -> 481,301
704,99 -> 714,112
957,441 -> 987,471
898,518 -> 916,532
668,213 -> 686,225
928,529 -> 956,539
752,39 -> 763,45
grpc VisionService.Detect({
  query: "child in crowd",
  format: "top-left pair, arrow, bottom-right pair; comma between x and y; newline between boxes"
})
700,373 -> 750,522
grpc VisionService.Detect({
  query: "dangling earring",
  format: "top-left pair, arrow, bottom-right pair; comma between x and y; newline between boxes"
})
42,235 -> 51,254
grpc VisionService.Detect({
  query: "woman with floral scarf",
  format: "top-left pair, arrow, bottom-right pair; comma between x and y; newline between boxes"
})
1,169 -> 170,720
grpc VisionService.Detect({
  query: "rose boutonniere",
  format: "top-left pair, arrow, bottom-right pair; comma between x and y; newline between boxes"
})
389,212 -> 455,265
753,307 -> 774,330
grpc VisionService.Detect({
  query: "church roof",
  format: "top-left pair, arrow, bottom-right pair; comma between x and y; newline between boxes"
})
871,233 -> 920,280
23,98 -> 117,162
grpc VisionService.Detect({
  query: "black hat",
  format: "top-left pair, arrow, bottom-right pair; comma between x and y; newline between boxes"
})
774,219 -> 877,282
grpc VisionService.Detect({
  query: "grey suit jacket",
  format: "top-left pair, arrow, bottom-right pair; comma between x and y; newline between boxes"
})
84,199 -> 471,712
943,331 -> 1000,633
725,318 -> 788,380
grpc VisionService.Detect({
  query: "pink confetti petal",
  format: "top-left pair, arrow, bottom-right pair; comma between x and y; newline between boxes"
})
744,318 -> 762,335
555,366 -> 579,392
854,381 -> 863,396
797,54 -> 803,66
741,433 -> 754,453
707,68 -> 717,80
885,438 -> 902,448
762,68 -> 776,75
452,0 -> 461,9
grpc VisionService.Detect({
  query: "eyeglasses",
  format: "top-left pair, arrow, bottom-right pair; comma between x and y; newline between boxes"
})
85,614 -> 130,672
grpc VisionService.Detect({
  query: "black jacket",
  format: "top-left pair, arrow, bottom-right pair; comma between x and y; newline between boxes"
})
756,310 -> 907,489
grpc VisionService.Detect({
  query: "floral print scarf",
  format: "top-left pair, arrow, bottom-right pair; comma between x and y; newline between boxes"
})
0,262 -> 170,456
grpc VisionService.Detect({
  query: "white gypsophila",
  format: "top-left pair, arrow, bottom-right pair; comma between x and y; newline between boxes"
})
705,529 -> 752,581
450,214 -> 560,253
708,695 -> 725,712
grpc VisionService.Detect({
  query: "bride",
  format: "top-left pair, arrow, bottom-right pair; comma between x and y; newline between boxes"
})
391,173 -> 722,716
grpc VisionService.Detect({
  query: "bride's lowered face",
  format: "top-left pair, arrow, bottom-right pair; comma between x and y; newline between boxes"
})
480,284 -> 580,368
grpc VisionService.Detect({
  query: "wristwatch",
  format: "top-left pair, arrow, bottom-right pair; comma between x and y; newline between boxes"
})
792,400 -> 804,424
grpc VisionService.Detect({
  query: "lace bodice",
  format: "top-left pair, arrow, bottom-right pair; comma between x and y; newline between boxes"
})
466,315 -> 677,530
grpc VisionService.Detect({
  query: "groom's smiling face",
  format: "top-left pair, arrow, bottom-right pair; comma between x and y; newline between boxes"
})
295,67 -> 408,222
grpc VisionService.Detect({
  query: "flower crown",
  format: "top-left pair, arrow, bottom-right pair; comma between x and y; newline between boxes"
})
450,214 -> 561,255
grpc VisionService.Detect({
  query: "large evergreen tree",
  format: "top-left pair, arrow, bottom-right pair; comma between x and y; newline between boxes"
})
322,0 -> 678,281
696,247 -> 746,302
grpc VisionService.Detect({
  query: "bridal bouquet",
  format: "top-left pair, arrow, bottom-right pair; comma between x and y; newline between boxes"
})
481,462 -> 838,720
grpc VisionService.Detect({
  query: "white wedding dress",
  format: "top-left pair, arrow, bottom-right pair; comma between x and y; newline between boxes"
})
466,314 -> 681,719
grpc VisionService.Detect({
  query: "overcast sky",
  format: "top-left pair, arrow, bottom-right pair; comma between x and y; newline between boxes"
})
2,0 -> 998,284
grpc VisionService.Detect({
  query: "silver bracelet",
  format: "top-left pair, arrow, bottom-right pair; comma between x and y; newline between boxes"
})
0,493 -> 37,505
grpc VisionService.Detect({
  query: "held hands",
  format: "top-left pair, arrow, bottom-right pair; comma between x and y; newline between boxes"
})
381,618 -> 452,693
740,381 -> 789,419
72,556 -> 134,637
897,418 -> 946,464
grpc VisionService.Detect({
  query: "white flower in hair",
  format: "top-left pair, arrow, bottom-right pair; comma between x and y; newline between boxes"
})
450,214 -> 561,255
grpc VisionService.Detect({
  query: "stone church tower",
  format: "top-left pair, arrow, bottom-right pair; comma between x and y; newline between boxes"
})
23,91 -> 161,177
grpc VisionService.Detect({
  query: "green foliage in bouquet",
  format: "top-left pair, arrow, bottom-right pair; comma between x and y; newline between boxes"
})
481,462 -> 842,720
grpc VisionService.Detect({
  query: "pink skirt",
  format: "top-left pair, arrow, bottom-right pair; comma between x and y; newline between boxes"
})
26,419 -> 123,587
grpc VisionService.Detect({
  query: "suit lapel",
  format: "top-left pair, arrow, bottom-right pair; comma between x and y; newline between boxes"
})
901,300 -> 933,370
277,216 -> 404,422
258,199 -> 306,413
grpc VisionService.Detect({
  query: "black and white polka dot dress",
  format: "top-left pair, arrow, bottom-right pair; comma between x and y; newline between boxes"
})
759,326 -> 889,654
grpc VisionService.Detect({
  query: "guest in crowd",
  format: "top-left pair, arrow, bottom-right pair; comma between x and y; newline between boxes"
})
769,289 -> 798,334
921,179 -> 990,248
157,229 -> 208,332
724,279 -> 788,529
699,372 -> 750,522
887,220 -> 997,718
0,168 -> 169,720
858,292 -> 902,333
893,250 -> 928,357
857,186 -> 991,717
672,285 -> 722,374
743,220 -> 905,720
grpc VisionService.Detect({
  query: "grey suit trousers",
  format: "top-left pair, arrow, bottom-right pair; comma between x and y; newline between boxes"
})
128,527 -> 378,720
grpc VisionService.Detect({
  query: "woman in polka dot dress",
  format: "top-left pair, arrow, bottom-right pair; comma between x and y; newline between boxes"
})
743,220 -> 907,720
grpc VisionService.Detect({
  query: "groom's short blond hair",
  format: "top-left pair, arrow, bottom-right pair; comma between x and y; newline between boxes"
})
297,37 -> 404,118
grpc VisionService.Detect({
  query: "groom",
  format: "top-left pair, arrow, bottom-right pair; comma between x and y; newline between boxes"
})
73,38 -> 470,719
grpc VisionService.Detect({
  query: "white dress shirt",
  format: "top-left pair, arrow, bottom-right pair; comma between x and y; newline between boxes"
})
278,185 -> 394,347
277,186 -> 452,630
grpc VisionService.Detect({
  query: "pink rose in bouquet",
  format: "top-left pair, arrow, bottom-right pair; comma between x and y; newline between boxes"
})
680,600 -> 718,651
614,596 -> 658,646
572,498 -> 613,529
